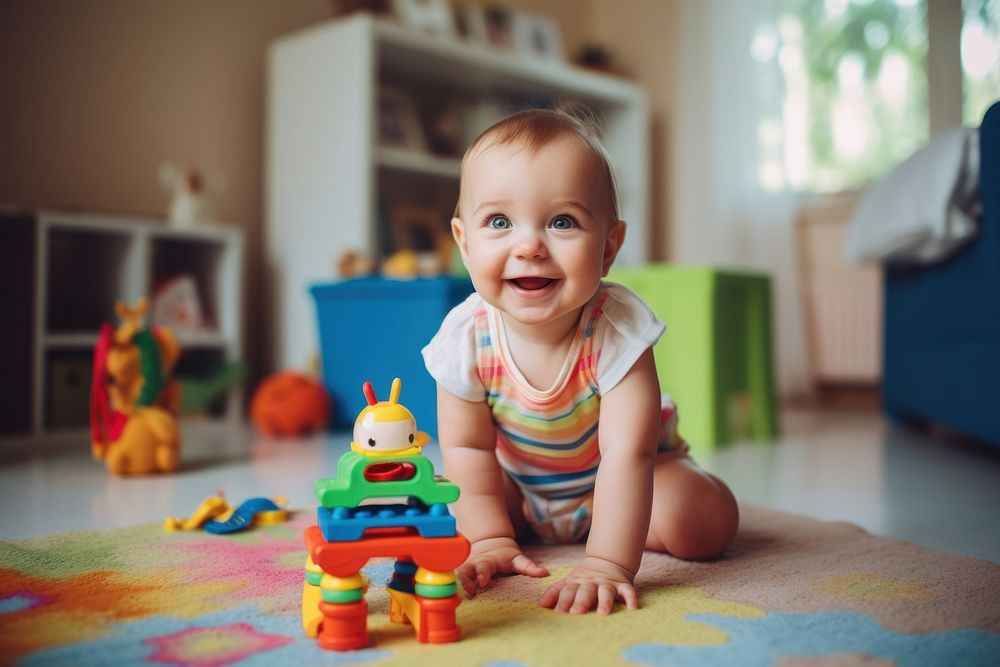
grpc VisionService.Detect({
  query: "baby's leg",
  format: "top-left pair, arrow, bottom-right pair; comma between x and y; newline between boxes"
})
645,452 -> 739,560
501,469 -> 535,541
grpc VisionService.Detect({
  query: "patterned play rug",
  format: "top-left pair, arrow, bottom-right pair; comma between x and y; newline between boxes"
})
1,504 -> 998,667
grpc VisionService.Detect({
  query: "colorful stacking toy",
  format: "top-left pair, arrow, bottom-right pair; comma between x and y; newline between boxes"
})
302,378 -> 470,651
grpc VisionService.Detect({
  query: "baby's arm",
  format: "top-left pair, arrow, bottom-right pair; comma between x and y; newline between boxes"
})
539,348 -> 661,614
436,385 -> 549,596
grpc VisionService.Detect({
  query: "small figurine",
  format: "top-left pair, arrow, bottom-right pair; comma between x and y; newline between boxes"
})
159,162 -> 216,229
302,378 -> 469,650
336,249 -> 376,278
352,378 -> 429,457
90,298 -> 182,475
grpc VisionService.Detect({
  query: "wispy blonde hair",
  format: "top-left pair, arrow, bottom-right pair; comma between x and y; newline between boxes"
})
456,102 -> 621,221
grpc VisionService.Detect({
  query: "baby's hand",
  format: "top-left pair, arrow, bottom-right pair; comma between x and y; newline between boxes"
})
458,536 -> 549,597
539,556 -> 638,615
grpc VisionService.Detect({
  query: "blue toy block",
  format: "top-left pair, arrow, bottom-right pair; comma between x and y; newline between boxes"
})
389,560 -> 418,593
317,502 -> 457,542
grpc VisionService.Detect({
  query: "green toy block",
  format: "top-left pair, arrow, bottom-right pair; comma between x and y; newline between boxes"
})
314,451 -> 460,508
608,264 -> 779,448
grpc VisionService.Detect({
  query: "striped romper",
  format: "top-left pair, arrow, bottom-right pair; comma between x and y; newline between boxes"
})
424,283 -> 684,544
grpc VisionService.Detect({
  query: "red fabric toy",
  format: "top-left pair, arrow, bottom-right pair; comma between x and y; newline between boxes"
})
250,371 -> 331,437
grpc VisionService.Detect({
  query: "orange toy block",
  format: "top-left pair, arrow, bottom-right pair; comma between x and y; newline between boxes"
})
305,525 -> 470,577
318,600 -> 369,651
388,589 -> 461,644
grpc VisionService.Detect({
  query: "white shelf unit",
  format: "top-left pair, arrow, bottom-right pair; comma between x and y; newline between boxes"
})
0,210 -> 243,441
267,13 -> 650,371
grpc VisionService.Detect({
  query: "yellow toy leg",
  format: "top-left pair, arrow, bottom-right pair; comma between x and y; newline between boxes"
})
388,589 -> 421,632
302,580 -> 323,637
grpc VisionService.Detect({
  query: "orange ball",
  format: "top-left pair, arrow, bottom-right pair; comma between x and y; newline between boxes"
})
250,371 -> 331,437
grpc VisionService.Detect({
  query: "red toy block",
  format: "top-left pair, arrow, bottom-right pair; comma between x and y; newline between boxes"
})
305,525 -> 470,577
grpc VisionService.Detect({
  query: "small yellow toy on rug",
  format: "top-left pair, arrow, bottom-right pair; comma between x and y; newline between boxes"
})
90,298 -> 182,475
164,491 -> 289,534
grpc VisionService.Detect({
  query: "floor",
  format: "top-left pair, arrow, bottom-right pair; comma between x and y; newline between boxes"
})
1,407 -> 998,564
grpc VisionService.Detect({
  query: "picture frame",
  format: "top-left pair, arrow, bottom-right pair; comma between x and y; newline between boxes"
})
392,0 -> 456,37
377,86 -> 427,151
482,6 -> 514,50
388,204 -> 446,253
455,5 -> 489,46
511,12 -> 564,61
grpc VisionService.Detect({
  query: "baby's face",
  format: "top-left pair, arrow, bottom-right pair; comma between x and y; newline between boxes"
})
453,133 -> 624,330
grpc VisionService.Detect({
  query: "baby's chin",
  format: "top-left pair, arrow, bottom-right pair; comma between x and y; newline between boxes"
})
496,301 -> 590,333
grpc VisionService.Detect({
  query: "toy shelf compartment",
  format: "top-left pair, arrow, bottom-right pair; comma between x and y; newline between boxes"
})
0,209 -> 243,441
150,233 -> 231,336
174,345 -> 231,418
45,224 -> 140,334
375,168 -> 459,258
43,348 -> 92,431
0,213 -> 36,436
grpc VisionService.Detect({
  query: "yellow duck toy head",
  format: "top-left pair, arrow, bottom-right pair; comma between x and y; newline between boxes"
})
351,378 -> 429,457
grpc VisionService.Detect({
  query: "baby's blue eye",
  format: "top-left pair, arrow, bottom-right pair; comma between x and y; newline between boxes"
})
550,216 -> 577,230
488,215 -> 511,230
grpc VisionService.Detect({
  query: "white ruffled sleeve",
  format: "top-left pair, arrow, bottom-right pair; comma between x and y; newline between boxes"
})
595,282 -> 666,393
421,292 -> 486,402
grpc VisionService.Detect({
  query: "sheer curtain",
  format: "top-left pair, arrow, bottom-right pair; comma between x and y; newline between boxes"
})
673,0 -> 811,398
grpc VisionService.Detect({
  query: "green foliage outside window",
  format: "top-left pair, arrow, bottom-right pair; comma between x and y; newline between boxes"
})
759,0 -> 928,192
963,0 -> 1000,125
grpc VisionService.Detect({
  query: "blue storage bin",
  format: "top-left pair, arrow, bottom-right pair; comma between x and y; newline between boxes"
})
311,276 -> 475,435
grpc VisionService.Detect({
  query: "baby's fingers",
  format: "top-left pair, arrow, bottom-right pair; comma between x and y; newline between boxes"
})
539,578 -> 567,609
569,583 -> 598,614
456,563 -> 478,597
597,584 -> 617,614
511,554 -> 549,578
617,583 -> 639,611
554,582 -> 580,613
474,560 -> 496,589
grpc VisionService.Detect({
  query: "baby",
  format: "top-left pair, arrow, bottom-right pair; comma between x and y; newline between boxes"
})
422,105 -> 739,615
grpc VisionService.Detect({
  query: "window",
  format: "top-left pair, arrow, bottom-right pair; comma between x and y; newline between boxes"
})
963,0 -> 1000,125
751,0 -> 998,194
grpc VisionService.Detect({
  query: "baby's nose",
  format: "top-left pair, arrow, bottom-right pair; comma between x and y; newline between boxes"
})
514,229 -> 548,260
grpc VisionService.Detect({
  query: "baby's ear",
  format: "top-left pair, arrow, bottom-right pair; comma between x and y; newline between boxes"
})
602,220 -> 627,275
451,217 -> 470,264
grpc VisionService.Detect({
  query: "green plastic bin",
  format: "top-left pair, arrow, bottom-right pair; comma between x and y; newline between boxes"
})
609,264 -> 779,448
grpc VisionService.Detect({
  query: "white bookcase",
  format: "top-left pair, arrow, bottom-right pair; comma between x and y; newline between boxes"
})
267,13 -> 650,371
0,209 -> 243,440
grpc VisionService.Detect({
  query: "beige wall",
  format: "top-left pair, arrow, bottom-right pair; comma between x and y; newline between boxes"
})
0,0 -> 337,385
0,0 -> 678,379
584,0 -> 677,260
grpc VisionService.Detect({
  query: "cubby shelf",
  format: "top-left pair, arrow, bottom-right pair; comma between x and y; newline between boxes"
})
376,146 -> 462,178
0,209 -> 243,440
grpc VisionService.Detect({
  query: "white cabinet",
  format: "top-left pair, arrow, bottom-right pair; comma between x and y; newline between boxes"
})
267,13 -> 650,371
0,209 -> 243,440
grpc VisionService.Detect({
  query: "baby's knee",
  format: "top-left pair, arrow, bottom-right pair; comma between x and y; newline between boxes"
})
649,472 -> 739,560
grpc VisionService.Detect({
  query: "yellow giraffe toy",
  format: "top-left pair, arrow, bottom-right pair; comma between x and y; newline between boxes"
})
90,298 -> 182,475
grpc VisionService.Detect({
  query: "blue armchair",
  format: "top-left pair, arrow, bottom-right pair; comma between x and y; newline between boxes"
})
882,101 -> 1000,445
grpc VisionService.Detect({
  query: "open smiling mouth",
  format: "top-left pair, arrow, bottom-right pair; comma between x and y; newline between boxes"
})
509,277 -> 556,291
